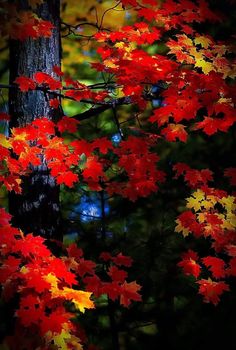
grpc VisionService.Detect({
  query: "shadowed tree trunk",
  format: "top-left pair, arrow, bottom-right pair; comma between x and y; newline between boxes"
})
8,0 -> 63,240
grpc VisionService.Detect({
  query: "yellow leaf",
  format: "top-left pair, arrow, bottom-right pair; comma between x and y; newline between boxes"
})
197,213 -> 206,223
44,272 -> 59,291
186,196 -> 202,211
48,278 -> 95,313
61,287 -> 95,313
68,335 -> 83,350
195,58 -> 214,74
186,190 -> 205,212
203,224 -> 212,236
217,97 -> 232,104
104,58 -> 119,69
11,128 -> 28,141
206,195 -> 217,206
20,266 -> 29,274
201,199 -> 214,210
175,219 -> 190,237
177,34 -> 193,47
46,323 -> 83,350
0,134 -> 11,148
194,36 -> 212,49
53,329 -> 71,350
219,196 -> 236,213
226,213 -> 236,229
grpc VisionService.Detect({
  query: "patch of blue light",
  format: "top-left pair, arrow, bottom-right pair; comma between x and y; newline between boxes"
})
70,193 -> 110,223
111,133 -> 122,145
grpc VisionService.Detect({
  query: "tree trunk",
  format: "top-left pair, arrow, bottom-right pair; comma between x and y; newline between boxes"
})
8,0 -> 63,240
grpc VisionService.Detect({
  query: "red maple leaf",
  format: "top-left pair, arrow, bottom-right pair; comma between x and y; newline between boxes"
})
101,281 -> 121,301
0,256 -> 21,283
225,245 -> 236,258
0,208 -> 12,226
49,98 -> 60,109
71,139 -> 93,157
202,256 -> 226,279
65,89 -> 92,101
120,281 -> 142,307
194,117 -> 219,135
67,243 -> 83,260
197,279 -> 229,305
92,137 -> 113,154
184,169 -> 213,187
57,116 -> 79,133
83,275 -> 103,297
32,117 -> 55,135
33,72 -> 62,90
46,257 -> 77,286
17,295 -> 44,327
83,157 -> 105,182
173,162 -> 190,178
34,72 -> 52,84
161,124 -> 188,142
13,234 -> 51,258
108,266 -> 128,283
112,253 -> 133,267
76,258 -> 96,278
178,250 -> 201,278
22,270 -> 52,293
40,309 -> 71,335
53,65 -> 64,76
37,20 -> 54,37
121,0 -> 138,7
15,76 -> 36,91
56,171 -> 79,187
99,252 -> 112,262
138,8 -> 157,21
11,140 -> 27,155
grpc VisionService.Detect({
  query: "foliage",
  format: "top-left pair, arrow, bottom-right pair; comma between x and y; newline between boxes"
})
0,0 -> 235,349
0,207 -> 141,349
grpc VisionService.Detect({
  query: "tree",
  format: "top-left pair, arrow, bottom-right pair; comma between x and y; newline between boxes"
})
0,0 -> 235,349
8,0 -> 62,239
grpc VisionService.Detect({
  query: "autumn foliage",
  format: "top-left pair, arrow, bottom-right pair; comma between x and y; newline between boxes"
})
0,0 -> 235,349
0,207 -> 141,349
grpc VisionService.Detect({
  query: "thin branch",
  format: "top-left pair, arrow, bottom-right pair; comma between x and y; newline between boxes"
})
99,1 -> 122,30
112,106 -> 124,139
71,96 -> 132,121
0,83 -> 134,121
0,83 -> 123,105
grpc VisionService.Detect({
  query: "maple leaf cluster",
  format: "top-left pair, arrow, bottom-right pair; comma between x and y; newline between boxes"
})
8,11 -> 53,41
174,164 -> 236,305
167,34 -> 236,78
92,1 -> 235,140
14,70 -> 109,105
0,208 -> 93,350
0,114 -> 164,200
0,1 -> 55,41
66,245 -> 142,307
15,72 -> 62,92
0,208 -> 141,349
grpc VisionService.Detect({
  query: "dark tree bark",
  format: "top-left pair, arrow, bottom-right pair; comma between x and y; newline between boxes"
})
8,0 -> 63,240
